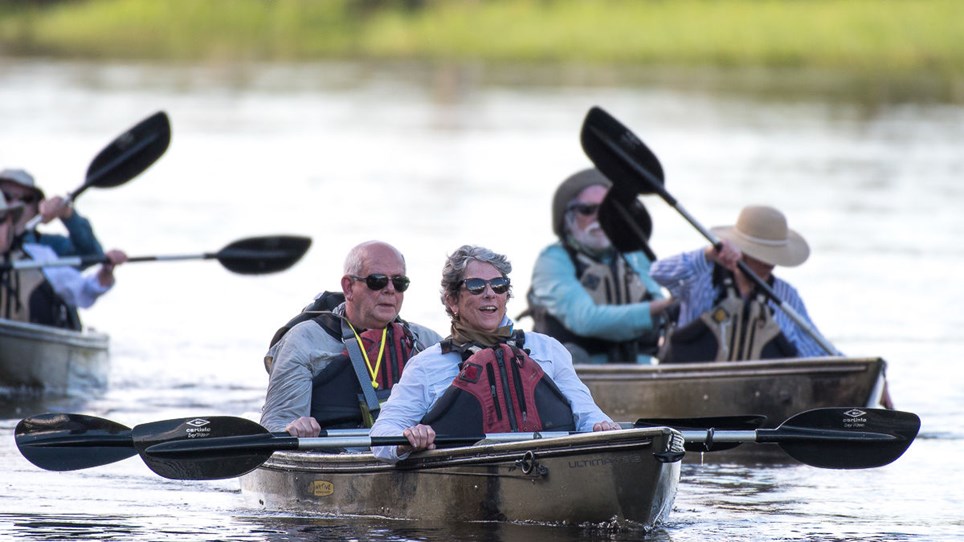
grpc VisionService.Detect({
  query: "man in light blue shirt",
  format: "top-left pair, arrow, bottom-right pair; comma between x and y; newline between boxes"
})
526,168 -> 674,364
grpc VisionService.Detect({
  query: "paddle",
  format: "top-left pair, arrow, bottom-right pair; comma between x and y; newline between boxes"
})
3,235 -> 312,275
24,111 -> 171,231
676,407 -> 920,469
14,413 -> 137,471
580,106 -> 836,355
598,183 -> 658,261
16,407 -> 918,479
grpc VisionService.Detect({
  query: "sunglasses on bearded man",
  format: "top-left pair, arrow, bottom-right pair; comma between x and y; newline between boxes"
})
567,202 -> 600,216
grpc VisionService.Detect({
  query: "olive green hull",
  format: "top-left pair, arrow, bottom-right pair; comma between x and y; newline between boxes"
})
0,318 -> 109,396
241,428 -> 683,527
577,356 -> 887,427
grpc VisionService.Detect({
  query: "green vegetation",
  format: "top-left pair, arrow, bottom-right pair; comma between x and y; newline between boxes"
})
1,0 -> 962,77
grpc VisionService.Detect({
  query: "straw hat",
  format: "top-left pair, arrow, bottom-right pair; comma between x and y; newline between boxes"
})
0,168 -> 44,200
0,192 -> 25,223
710,205 -> 809,267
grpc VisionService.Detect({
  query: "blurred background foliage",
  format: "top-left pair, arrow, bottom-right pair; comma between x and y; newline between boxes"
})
0,0 -> 960,73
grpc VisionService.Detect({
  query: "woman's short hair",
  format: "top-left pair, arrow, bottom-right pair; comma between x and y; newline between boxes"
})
439,245 -> 512,317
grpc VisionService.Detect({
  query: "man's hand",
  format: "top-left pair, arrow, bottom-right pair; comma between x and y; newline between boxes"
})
38,196 -> 73,223
285,416 -> 321,437
706,238 -> 742,272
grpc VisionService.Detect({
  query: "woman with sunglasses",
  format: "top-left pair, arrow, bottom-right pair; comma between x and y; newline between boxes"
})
370,245 -> 620,463
525,168 -> 675,365
0,168 -> 106,266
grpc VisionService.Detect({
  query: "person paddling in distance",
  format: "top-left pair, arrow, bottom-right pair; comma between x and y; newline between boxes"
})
1,193 -> 126,328
0,168 -> 106,266
651,204 -> 837,362
525,168 -> 675,364
370,245 -> 620,463
260,241 -> 443,437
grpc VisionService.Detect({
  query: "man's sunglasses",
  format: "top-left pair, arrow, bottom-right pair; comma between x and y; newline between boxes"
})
567,202 -> 600,216
2,191 -> 37,205
460,277 -> 510,295
350,274 -> 411,292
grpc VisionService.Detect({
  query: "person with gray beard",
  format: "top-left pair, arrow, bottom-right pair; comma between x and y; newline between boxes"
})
524,168 -> 674,364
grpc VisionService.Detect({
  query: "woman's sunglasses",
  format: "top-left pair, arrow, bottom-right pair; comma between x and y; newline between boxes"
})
460,277 -> 510,295
350,274 -> 411,292
567,202 -> 600,216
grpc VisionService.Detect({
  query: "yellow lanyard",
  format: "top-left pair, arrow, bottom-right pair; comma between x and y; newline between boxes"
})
347,322 -> 387,389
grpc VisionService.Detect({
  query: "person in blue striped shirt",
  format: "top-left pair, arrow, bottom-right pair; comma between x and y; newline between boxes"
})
651,204 -> 839,361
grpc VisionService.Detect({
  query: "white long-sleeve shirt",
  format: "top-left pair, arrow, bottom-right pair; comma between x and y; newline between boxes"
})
23,243 -> 110,309
370,324 -> 613,463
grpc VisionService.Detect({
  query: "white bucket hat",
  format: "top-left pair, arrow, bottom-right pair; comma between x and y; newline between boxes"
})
0,168 -> 45,200
710,205 -> 810,267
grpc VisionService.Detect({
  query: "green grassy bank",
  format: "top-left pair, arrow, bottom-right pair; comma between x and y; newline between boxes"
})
2,0 -> 963,85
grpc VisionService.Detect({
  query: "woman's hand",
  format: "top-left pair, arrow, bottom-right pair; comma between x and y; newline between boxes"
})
592,421 -> 622,432
397,423 -> 436,455
97,249 -> 128,286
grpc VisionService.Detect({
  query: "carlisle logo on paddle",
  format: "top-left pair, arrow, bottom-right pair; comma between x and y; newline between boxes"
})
842,409 -> 868,429
186,418 -> 211,427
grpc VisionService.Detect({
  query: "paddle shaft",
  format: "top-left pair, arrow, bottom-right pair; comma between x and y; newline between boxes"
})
2,236 -> 307,273
680,428 -> 900,444
586,123 -> 835,355
4,253 -> 218,270
143,432 -> 576,457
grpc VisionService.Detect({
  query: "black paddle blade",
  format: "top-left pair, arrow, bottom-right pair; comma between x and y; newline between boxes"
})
598,184 -> 657,260
767,408 -> 920,469
15,413 -> 136,471
634,415 -> 767,452
132,416 -> 278,480
80,111 -> 171,196
214,235 -> 312,275
580,106 -> 665,197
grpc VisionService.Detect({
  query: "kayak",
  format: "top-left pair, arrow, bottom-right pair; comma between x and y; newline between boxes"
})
0,317 -> 109,396
240,427 -> 684,527
576,356 -> 887,427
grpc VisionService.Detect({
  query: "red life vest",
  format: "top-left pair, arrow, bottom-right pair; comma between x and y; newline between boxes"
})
308,313 -> 416,428
421,332 -> 575,435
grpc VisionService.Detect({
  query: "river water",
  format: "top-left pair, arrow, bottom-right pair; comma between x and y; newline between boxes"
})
1,58 -> 962,541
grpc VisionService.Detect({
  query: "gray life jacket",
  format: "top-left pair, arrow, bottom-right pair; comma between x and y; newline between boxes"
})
527,247 -> 663,362
659,267 -> 797,363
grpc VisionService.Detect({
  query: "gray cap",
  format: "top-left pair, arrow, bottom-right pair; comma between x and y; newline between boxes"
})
551,168 -> 611,239
0,168 -> 44,200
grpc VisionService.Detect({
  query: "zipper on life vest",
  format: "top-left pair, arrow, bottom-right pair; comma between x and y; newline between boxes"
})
509,350 -> 529,426
494,347 -> 518,431
485,363 -> 503,421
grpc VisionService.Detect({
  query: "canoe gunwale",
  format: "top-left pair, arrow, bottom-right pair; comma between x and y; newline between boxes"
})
258,427 -> 677,475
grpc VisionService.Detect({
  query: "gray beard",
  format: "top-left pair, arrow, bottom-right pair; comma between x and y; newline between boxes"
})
568,222 -> 612,256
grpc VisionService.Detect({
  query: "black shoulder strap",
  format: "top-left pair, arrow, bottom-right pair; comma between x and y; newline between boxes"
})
339,319 -> 382,420
269,291 -> 346,348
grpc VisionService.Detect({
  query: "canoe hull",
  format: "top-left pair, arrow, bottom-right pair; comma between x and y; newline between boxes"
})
0,318 -> 110,396
577,356 -> 887,427
241,428 -> 682,527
